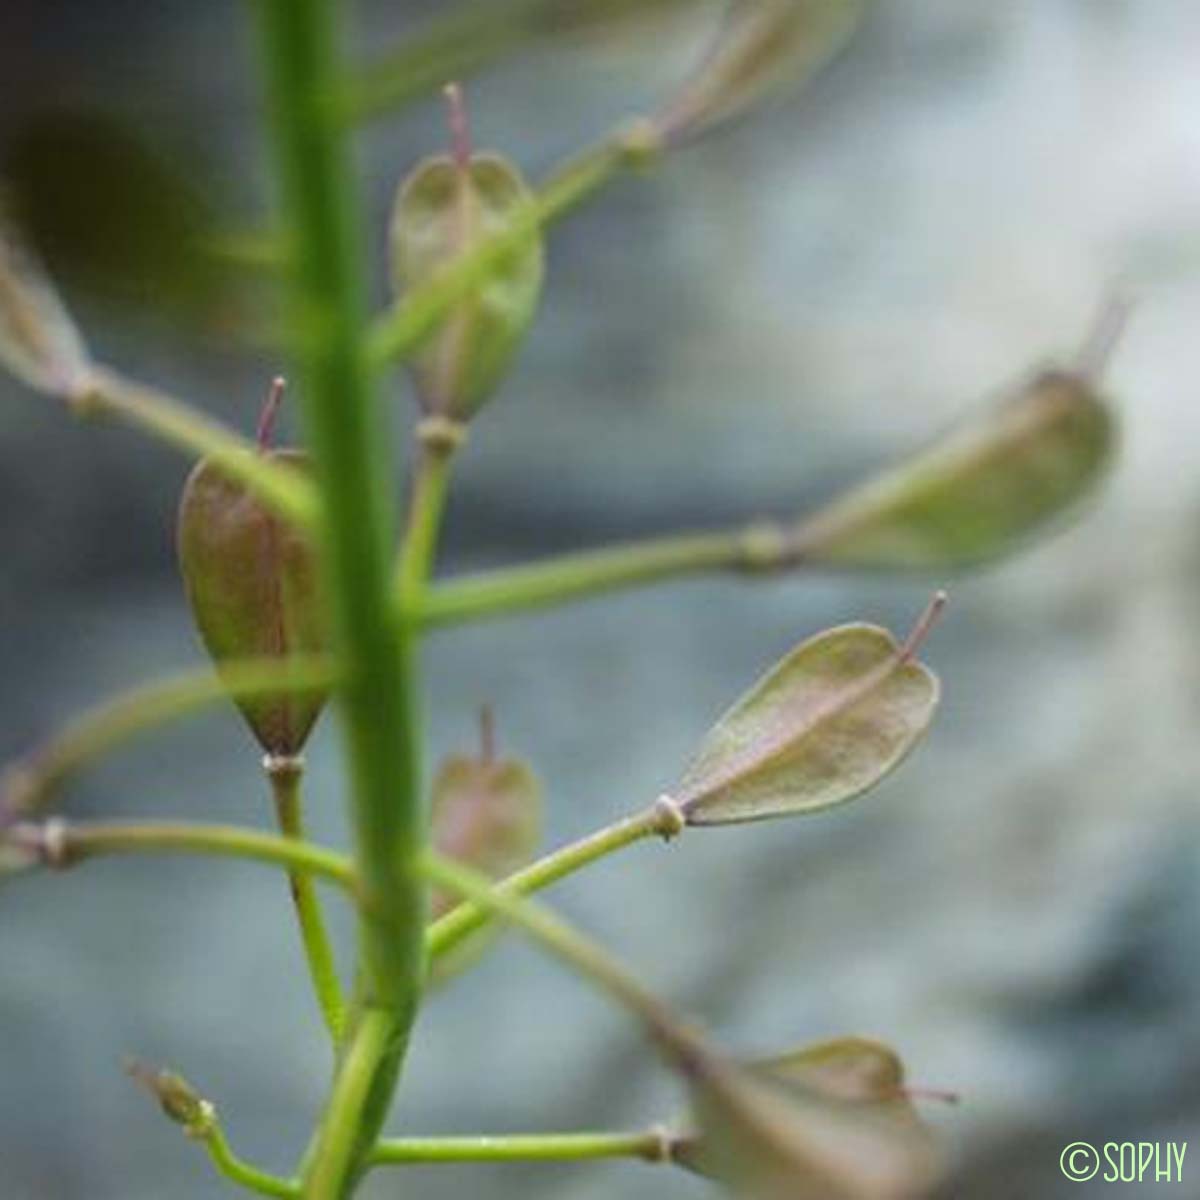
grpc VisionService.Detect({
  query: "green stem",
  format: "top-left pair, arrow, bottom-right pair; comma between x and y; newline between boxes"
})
302,1007 -> 396,1200
397,441 -> 457,607
75,367 -> 318,527
340,0 -> 696,126
367,124 -> 661,371
420,524 -> 789,628
1,656 -> 336,820
253,0 -> 428,1195
7,818 -> 354,888
205,1124 -> 301,1198
268,759 -> 347,1045
426,801 -> 679,963
369,1130 -> 669,1165
419,850 -> 680,1039
340,0 -> 543,125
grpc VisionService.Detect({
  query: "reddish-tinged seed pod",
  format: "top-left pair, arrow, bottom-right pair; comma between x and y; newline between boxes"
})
176,380 -> 328,756
429,709 -> 541,920
671,1037 -> 939,1200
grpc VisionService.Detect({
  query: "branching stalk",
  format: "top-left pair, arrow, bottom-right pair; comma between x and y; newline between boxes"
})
74,367 -> 318,527
420,850 -> 688,1045
370,1130 -> 670,1165
0,656 -> 336,821
426,799 -> 682,962
205,1124 -> 301,1198
6,818 -> 354,888
267,757 -> 346,1044
419,523 -> 789,628
397,434 -> 460,609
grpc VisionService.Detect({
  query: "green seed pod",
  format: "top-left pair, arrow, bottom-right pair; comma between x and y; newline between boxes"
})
671,596 -> 943,826
793,368 -> 1116,568
655,0 -> 865,144
389,87 -> 544,421
672,1037 -> 938,1200
176,434 -> 328,757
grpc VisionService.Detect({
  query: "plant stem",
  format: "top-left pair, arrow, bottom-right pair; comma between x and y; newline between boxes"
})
205,1124 -> 301,1198
369,1130 -> 669,1165
303,1007 -> 397,1200
1,657 -> 336,821
252,0 -> 426,1195
396,440 -> 458,607
420,524 -> 790,628
340,0 -> 697,125
340,0 -> 543,125
268,758 -> 346,1044
75,367 -> 318,527
367,124 -> 661,371
6,818 -> 354,888
419,851 -> 681,1040
426,800 -> 680,962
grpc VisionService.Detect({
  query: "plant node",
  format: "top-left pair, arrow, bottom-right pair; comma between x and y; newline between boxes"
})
651,794 -> 686,840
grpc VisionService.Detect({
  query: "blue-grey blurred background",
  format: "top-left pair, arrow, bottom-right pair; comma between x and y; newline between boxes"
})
2,1 -> 1199,1197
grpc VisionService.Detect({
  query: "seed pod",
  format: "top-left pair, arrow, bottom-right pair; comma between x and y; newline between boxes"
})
793,369 -> 1115,568
428,713 -> 541,980
389,86 -> 544,422
126,1061 -> 214,1135
429,750 -> 541,920
671,596 -> 942,826
0,197 -> 91,397
672,1037 -> 938,1200
655,0 -> 865,144
177,418 -> 328,757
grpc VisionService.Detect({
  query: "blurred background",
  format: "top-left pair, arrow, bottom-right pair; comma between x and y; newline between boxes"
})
2,1 -> 1199,1197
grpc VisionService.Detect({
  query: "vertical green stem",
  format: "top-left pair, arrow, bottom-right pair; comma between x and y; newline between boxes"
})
267,758 -> 346,1044
252,1 -> 425,1196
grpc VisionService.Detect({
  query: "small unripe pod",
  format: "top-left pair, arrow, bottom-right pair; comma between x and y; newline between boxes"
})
390,86 -> 544,422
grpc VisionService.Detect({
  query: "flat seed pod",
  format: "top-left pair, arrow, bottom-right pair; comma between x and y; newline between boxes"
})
428,720 -> 541,984
177,449 -> 328,756
753,1038 -> 916,1111
390,128 -> 544,421
674,605 -> 941,825
429,752 -> 541,919
656,0 -> 865,144
794,370 -> 1115,568
673,1039 -> 937,1200
0,198 -> 91,397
